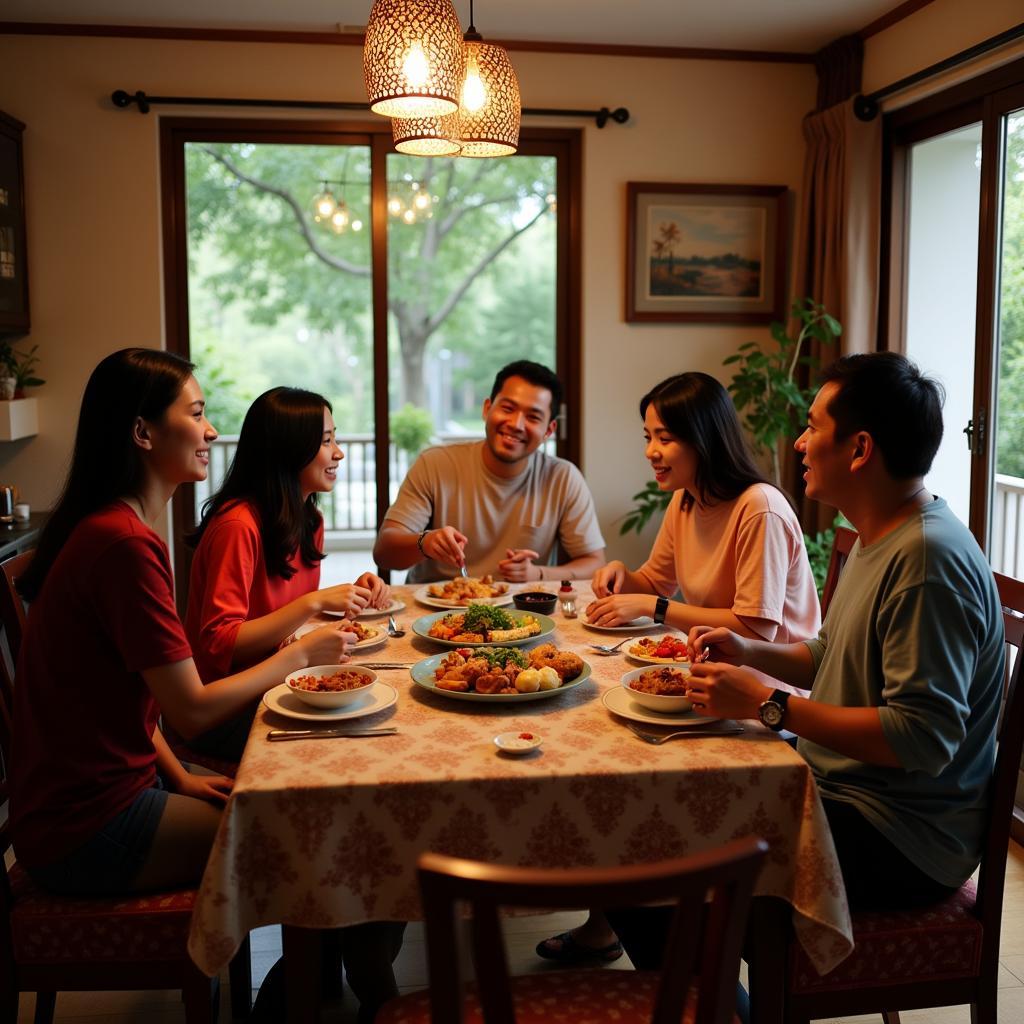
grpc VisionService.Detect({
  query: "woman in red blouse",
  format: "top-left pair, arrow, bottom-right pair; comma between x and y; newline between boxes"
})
11,349 -> 352,897
185,387 -> 390,759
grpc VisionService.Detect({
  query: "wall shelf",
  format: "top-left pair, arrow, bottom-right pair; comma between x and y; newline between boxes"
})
0,397 -> 37,440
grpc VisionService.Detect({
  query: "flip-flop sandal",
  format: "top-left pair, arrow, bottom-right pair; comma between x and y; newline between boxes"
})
535,930 -> 624,964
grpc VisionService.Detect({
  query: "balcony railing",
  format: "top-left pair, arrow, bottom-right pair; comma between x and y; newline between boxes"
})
197,432 -> 536,542
993,474 -> 1024,579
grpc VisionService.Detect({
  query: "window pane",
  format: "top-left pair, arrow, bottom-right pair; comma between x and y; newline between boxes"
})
993,107 -> 1024,576
384,152 -> 558,492
183,141 -> 376,539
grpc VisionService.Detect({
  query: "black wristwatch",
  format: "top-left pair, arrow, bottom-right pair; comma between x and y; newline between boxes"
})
416,528 -> 430,555
758,689 -> 790,732
653,596 -> 669,624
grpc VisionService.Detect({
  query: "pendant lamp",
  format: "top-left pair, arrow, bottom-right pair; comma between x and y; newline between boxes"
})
455,4 -> 520,158
392,112 -> 462,155
363,0 -> 465,119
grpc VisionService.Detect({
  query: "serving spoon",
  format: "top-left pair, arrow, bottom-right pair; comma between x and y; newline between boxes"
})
387,615 -> 406,638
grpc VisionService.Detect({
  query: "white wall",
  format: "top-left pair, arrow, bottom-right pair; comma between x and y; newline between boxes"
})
0,33 -> 815,562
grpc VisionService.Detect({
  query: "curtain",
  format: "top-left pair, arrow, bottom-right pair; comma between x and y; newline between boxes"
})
785,98 -> 882,532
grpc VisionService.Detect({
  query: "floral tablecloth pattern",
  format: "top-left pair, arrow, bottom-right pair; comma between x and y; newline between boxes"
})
188,585 -> 852,977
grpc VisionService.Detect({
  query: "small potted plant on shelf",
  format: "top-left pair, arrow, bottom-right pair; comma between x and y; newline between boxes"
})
1,342 -> 44,398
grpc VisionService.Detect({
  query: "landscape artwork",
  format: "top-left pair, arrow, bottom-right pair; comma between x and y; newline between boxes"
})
625,182 -> 786,324
646,204 -> 765,300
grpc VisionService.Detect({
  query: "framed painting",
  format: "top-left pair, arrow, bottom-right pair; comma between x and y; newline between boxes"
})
0,110 -> 29,334
625,182 -> 787,324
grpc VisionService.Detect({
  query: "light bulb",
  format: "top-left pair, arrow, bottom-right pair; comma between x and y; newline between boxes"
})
351,219 -> 364,232
413,189 -> 431,210
402,208 -> 416,224
462,63 -> 487,113
388,196 -> 404,216
331,206 -> 350,232
402,42 -> 430,89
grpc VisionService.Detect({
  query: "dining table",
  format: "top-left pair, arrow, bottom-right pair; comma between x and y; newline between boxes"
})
187,582 -> 853,1023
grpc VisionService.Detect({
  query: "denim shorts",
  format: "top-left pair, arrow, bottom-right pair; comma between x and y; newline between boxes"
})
26,776 -> 169,897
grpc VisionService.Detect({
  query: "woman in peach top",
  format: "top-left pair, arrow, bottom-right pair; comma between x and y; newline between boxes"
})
538,371 -> 820,966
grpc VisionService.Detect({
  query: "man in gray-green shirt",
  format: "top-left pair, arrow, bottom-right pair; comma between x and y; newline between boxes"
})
374,361 -> 606,584
687,352 -> 1004,910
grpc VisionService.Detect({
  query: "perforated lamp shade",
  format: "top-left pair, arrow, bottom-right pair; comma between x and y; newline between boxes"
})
392,113 -> 462,155
363,0 -> 465,118
457,39 -> 520,157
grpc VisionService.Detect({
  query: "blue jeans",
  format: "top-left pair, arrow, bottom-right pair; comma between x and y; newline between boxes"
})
26,776 -> 169,896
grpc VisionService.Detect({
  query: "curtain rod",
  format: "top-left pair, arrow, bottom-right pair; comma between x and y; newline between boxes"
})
110,90 -> 630,128
854,19 -> 1024,120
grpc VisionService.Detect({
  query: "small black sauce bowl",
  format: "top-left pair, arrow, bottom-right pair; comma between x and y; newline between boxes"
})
513,591 -> 558,615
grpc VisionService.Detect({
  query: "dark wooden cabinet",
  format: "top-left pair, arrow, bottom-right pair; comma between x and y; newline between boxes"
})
0,110 -> 29,334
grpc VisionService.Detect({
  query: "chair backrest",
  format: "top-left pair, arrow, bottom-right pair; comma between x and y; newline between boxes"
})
820,526 -> 858,617
0,550 -> 32,668
977,573 -> 1024,965
417,834 -> 768,1024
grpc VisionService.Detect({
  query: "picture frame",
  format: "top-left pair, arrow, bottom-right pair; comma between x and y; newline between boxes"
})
625,182 -> 787,324
0,110 -> 30,334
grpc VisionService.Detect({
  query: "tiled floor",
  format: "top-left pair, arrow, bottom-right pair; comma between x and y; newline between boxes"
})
12,841 -> 1024,1022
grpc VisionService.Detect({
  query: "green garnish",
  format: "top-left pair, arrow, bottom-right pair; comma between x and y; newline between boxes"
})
462,604 -> 516,631
474,646 -> 529,670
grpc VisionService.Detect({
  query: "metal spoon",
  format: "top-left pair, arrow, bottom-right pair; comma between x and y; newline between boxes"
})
387,615 -> 406,638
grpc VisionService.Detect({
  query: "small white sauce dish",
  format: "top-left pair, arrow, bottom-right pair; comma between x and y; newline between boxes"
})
494,731 -> 543,755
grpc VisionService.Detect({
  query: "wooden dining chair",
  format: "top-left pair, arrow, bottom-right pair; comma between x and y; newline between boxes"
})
0,651 -> 252,1024
377,834 -> 768,1024
781,570 -> 1024,1024
819,526 -> 857,617
0,549 -> 32,668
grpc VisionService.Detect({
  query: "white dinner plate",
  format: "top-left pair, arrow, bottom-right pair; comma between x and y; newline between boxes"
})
412,609 -> 555,648
293,622 -> 388,651
409,653 -> 591,703
414,584 -> 514,610
625,636 -> 692,665
601,685 -> 719,727
262,681 -> 398,723
322,598 -> 406,619
581,616 -> 658,633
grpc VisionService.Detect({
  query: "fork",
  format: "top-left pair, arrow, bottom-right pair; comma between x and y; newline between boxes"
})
625,721 -> 743,743
589,636 -> 637,655
459,562 -> 469,579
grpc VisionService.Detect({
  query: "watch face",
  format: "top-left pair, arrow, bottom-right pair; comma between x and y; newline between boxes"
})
759,701 -> 784,727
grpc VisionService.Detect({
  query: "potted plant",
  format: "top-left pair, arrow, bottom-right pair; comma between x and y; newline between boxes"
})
8,343 -> 44,398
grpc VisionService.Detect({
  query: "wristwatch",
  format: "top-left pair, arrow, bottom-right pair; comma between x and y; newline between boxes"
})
758,689 -> 790,732
416,528 -> 430,555
653,596 -> 669,624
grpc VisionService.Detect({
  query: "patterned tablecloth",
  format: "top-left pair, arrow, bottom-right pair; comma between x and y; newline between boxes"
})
188,584 -> 853,977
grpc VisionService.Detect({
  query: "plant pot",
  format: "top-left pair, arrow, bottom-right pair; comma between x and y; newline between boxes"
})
0,377 -> 15,401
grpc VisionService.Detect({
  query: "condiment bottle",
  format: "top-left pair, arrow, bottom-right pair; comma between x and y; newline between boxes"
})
559,580 -> 578,618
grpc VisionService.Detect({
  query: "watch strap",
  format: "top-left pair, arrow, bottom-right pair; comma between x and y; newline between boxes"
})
653,596 -> 669,624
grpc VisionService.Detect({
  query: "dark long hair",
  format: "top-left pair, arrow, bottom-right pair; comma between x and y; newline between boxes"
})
18,348 -> 195,602
639,372 -> 771,509
189,387 -> 329,580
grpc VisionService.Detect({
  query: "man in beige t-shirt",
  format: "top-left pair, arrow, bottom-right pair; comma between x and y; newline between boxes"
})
373,361 -> 606,584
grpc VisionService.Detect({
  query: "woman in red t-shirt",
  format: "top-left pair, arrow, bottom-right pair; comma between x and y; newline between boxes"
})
184,387 -> 390,759
11,349 -> 352,897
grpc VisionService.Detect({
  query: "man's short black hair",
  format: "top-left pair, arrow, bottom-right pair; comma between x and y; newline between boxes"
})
489,360 -> 564,420
819,352 -> 945,479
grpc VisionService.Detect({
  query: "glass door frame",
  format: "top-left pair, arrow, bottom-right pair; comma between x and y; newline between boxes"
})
881,56 -> 1024,553
159,117 -> 583,599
